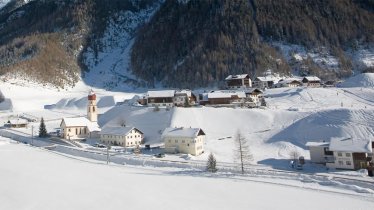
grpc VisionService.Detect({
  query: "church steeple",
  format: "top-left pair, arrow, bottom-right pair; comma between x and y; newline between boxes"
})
87,89 -> 97,122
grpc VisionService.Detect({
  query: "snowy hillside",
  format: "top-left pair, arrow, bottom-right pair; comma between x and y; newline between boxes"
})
341,73 -> 374,88
0,0 -> 10,9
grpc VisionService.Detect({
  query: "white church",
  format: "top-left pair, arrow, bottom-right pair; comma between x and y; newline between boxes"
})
60,90 -> 101,140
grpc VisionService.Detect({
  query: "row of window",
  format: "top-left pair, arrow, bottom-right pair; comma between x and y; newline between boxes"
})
67,128 -> 87,135
337,152 -> 351,157
168,139 -> 197,144
338,160 -> 351,166
102,140 -> 141,146
103,135 -> 141,139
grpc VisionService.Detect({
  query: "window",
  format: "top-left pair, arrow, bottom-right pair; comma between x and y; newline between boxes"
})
175,140 -> 178,143
182,140 -> 185,143
68,129 -> 71,132
93,107 -> 95,112
346,161 -> 351,165
338,161 -> 343,165
187,144 -> 189,146
345,153 -> 351,157
337,152 -> 342,157
168,140 -> 171,143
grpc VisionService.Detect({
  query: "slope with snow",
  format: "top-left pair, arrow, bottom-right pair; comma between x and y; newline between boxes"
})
82,1 -> 162,91
0,139 -> 372,210
341,73 -> 374,88
0,0 -> 10,9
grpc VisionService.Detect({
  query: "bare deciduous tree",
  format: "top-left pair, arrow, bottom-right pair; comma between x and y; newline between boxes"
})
234,131 -> 253,174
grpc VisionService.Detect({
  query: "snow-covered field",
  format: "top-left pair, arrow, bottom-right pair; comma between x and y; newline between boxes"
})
0,138 -> 373,210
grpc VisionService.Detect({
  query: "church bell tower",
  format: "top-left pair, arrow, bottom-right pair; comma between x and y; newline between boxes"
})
87,90 -> 97,122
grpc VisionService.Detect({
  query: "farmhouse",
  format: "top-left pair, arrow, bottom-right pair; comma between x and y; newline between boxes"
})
225,74 -> 252,89
8,118 -> 28,128
60,90 -> 100,140
244,88 -> 263,103
147,90 -> 175,107
275,79 -> 303,88
302,76 -> 321,87
162,127 -> 205,156
207,90 -> 246,105
174,90 -> 196,107
99,126 -> 144,147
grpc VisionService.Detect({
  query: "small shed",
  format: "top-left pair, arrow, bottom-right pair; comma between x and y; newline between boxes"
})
9,119 -> 28,128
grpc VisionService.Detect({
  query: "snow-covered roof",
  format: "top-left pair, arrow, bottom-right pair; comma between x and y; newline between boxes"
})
208,91 -> 246,99
329,137 -> 372,153
162,127 -> 205,138
303,76 -> 321,82
306,141 -> 329,147
9,118 -> 28,125
176,90 -> 192,97
225,74 -> 249,80
147,90 -> 175,98
277,78 -> 302,85
255,76 -> 280,83
61,117 -> 101,132
99,126 -> 143,136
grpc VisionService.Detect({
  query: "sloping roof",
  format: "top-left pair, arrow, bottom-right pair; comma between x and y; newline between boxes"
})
208,91 -> 246,99
9,118 -> 28,125
99,126 -> 143,136
255,76 -> 281,83
277,78 -> 302,85
147,90 -> 175,98
329,137 -> 372,153
162,127 -> 205,138
61,117 -> 101,132
303,76 -> 321,82
225,74 -> 249,80
176,90 -> 192,97
306,141 -> 330,147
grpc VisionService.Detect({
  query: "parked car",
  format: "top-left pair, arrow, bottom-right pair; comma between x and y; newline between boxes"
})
155,153 -> 165,158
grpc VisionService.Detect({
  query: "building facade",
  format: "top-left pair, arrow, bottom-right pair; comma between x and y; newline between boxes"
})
147,90 -> 176,107
225,74 -> 252,89
163,127 -> 205,156
100,126 -> 144,147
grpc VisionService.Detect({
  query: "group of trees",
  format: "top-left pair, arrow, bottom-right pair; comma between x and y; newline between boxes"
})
207,130 -> 253,174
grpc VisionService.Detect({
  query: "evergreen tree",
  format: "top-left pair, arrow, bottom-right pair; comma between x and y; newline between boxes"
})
207,153 -> 218,173
234,131 -> 253,174
38,117 -> 47,138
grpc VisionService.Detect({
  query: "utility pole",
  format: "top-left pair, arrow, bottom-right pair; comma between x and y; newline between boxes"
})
31,125 -> 34,145
106,142 -> 110,165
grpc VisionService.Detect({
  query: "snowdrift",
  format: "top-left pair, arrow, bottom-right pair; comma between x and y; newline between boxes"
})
341,73 -> 374,88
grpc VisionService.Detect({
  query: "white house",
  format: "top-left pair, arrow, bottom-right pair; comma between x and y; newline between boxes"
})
173,90 -> 196,107
326,138 -> 372,170
253,75 -> 281,89
147,90 -> 176,107
99,126 -> 144,147
162,127 -> 205,156
60,90 -> 100,140
307,138 -> 373,170
306,141 -> 333,164
225,74 -> 252,89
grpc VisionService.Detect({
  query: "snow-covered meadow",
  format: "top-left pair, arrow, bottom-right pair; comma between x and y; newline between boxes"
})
0,138 -> 373,210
